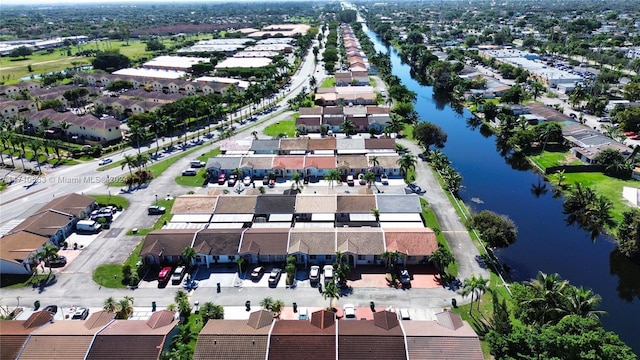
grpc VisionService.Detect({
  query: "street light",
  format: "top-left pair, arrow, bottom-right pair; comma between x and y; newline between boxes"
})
155,194 -> 158,205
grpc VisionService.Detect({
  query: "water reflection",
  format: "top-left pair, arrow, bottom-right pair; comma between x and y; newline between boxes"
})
609,249 -> 640,302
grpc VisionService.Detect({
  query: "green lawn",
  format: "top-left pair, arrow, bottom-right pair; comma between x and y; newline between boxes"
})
174,147 -> 221,187
320,76 -> 336,87
529,149 -> 582,169
401,123 -> 414,139
264,120 -> 297,138
88,194 -> 130,208
420,198 -> 458,277
93,240 -> 144,289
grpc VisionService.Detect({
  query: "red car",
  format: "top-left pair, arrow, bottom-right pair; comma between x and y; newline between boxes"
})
158,266 -> 172,283
624,131 -> 636,137
217,173 -> 227,185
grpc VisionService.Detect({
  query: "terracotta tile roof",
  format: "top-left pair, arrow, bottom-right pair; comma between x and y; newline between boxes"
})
373,154 -> 400,169
171,195 -> 218,214
18,335 -> 94,360
247,310 -> 274,329
240,228 -> 289,255
194,315 -> 272,360
36,193 -> 96,217
405,337 -> 484,360
255,195 -> 296,214
0,311 -> 54,359
384,228 -> 438,257
0,334 -> 31,360
310,310 -> 336,329
241,156 -> 274,170
435,311 -> 464,331
336,194 -> 376,213
304,156 -> 336,170
298,107 -> 323,116
269,318 -> 336,360
374,310 -> 400,330
193,229 -> 244,255
367,106 -> 390,115
308,138 -> 336,151
338,317 -> 406,360
140,229 -> 198,257
337,228 -> 385,255
297,116 -> 322,127
288,229 -> 336,255
146,310 -> 176,329
84,311 -> 115,330
295,195 -> 337,214
272,156 -> 305,170
279,138 -> 309,152
214,195 -> 258,214
0,231 -> 48,265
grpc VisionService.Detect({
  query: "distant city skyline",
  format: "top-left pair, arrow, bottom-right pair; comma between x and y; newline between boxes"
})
2,0 -> 317,5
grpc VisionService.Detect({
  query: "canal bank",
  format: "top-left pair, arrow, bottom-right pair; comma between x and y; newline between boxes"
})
362,25 -> 640,354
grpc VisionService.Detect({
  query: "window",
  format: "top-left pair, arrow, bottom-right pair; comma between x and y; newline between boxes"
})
228,255 -> 236,261
325,255 -> 332,260
374,255 -> 380,261
407,256 -> 415,261
358,255 -> 365,260
309,255 -> 317,260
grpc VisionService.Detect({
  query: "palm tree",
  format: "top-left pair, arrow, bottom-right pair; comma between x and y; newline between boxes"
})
380,250 -> 400,269
322,281 -> 340,310
564,287 -> 606,320
121,154 -> 136,177
103,297 -> 117,312
363,171 -> 376,188
426,149 -> 451,170
260,296 -> 274,310
49,139 -> 63,162
530,82 -> 545,101
461,274 -> 489,314
181,247 -> 197,266
340,119 -> 356,136
134,152 -> 151,169
271,300 -> 285,317
429,245 -> 454,275
35,243 -> 59,276
251,130 -> 258,140
200,302 -> 224,324
127,124 -> 146,154
38,117 -> 52,135
29,139 -> 43,172
324,169 -> 341,189
291,172 -> 304,191
115,298 -> 134,319
369,156 -> 380,168
522,272 -> 569,324
396,153 -> 417,179
441,166 -> 463,194
371,208 -> 380,223
482,101 -> 498,123
470,93 -> 484,110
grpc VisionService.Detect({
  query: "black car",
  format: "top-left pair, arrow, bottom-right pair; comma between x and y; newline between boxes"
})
43,305 -> 58,315
148,206 -> 166,215
263,175 -> 270,185
45,255 -> 67,268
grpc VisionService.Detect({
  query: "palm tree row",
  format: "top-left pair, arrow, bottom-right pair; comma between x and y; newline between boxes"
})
426,150 -> 463,194
562,182 -> 615,241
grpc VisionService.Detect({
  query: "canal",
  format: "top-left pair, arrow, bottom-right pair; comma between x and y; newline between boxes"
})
363,25 -> 640,353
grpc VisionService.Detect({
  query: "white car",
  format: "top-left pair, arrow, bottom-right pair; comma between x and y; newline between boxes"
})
182,169 -> 197,176
309,265 -> 320,282
381,173 -> 389,185
243,176 -> 252,186
323,265 -> 334,283
343,304 -> 356,319
98,158 -> 112,166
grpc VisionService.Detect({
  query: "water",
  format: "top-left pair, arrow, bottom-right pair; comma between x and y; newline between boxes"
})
364,26 -> 640,354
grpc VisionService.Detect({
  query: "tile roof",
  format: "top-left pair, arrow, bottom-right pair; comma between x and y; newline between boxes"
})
0,311 -> 54,360
288,229 -> 336,255
308,138 -> 337,151
336,155 -> 369,170
375,194 -> 421,213
297,116 -> 322,127
206,155 -> 244,170
310,310 -> 336,329
240,228 -> 289,255
384,228 -> 438,257
298,107 -> 323,116
84,311 -> 115,330
140,229 -> 197,257
171,195 -> 218,214
304,156 -> 336,169
405,337 -> 484,360
373,310 -> 400,330
365,138 -> 396,150
435,311 -> 464,331
241,156 -> 274,170
269,319 -> 336,360
337,228 -> 385,255
323,106 -> 344,115
193,229 -> 244,255
338,317 -> 405,360
336,194 -> 376,213
373,154 -> 400,168
247,310 -> 274,329
272,156 -> 305,170
255,195 -> 296,214
36,193 -> 96,217
294,195 -> 337,214
0,231 -> 48,265
250,139 -> 280,151
18,335 -> 94,360
214,195 -> 258,214
279,138 -> 309,151
11,210 -> 75,237
194,314 -> 272,360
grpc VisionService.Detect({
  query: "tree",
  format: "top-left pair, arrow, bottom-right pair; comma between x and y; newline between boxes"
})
380,250 -> 400,269
200,302 -> 223,323
38,117 -> 52,135
530,82 -> 546,101
59,120 -> 72,141
121,154 -> 136,177
429,244 -> 454,275
103,297 -> 117,313
181,247 -> 197,266
10,46 -> 33,59
34,243 -> 59,276
340,119 -> 356,136
500,85 -> 525,104
115,297 -> 134,319
483,101 -> 498,123
396,153 -> 417,178
322,281 -> 340,309
63,88 -> 89,109
470,210 -> 517,248
291,172 -> 303,191
363,171 -> 376,188
594,148 -> 632,179
324,169 -> 341,188
413,122 -> 447,151
461,274 -> 489,314
562,183 -> 615,241
92,51 -> 131,72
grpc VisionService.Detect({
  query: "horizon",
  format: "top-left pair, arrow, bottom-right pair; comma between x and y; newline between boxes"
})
2,0 -> 327,6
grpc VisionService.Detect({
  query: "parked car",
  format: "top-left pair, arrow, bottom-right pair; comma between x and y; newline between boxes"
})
358,173 -> 366,185
190,160 -> 206,168
243,176 -> 252,186
400,269 -> 411,286
381,173 -> 389,185
309,265 -> 320,282
158,266 -> 172,283
624,131 -> 636,137
251,266 -> 265,280
262,175 -> 270,185
45,255 -> 67,268
76,220 -> 101,233
399,308 -> 411,320
171,266 -> 186,285
323,265 -> 334,284
98,158 -> 113,166
71,307 -> 89,320
148,205 -> 166,215
217,173 -> 227,185
343,304 -> 356,319
43,305 -> 58,315
228,174 -> 238,187
346,175 -> 354,186
268,268 -> 282,287
182,168 -> 197,176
